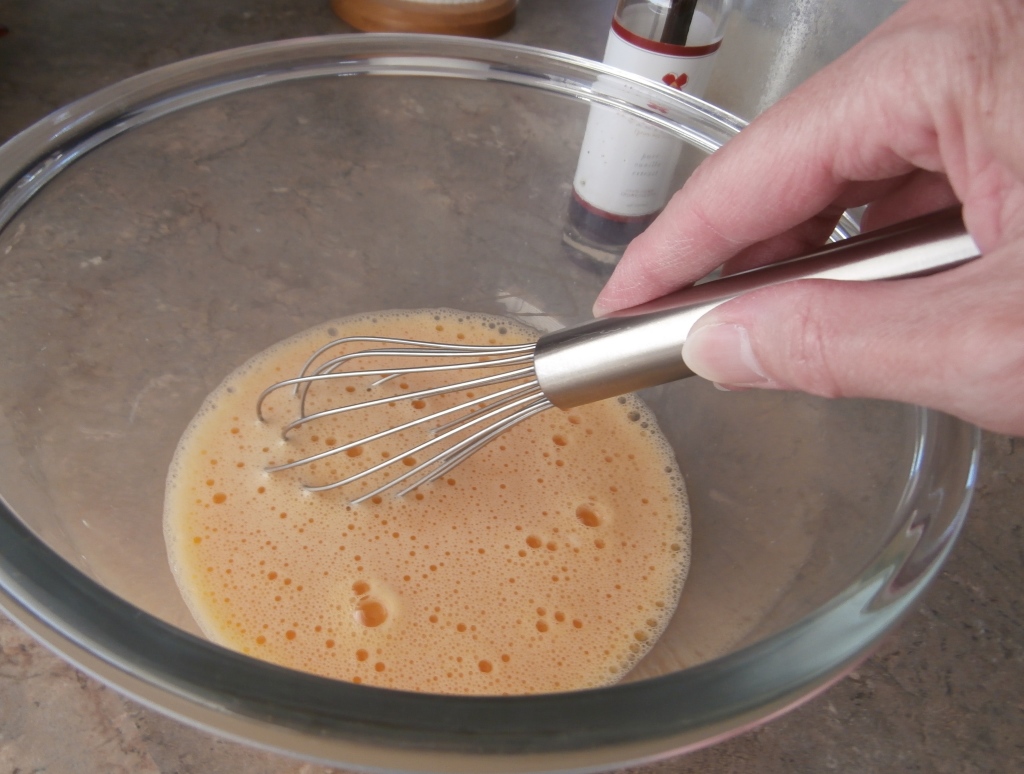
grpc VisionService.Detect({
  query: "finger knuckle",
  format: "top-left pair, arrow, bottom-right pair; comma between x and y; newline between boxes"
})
934,291 -> 1024,433
782,288 -> 847,398
961,314 -> 1024,394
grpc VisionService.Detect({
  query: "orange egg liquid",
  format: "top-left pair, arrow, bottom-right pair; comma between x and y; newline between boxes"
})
164,309 -> 689,695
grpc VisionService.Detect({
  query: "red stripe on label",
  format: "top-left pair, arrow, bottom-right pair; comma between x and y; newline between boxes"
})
573,189 -> 657,223
611,17 -> 723,58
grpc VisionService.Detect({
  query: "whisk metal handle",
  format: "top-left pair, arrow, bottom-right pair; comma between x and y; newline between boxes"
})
534,207 -> 980,409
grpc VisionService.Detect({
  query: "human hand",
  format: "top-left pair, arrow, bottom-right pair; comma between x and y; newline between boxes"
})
593,0 -> 1024,436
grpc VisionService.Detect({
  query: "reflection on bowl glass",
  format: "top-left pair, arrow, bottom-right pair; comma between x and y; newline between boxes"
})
0,35 -> 978,773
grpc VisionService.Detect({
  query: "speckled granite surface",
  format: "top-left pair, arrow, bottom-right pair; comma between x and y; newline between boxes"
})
0,2 -> 1021,772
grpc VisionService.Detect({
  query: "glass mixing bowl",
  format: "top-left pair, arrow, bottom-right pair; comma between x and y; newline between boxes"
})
0,35 -> 978,773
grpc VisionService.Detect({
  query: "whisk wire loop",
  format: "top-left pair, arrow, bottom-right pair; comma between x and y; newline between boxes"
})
390,397 -> 553,501
296,352 -> 535,417
265,379 -> 541,473
258,336 -> 550,500
281,365 -> 536,437
306,389 -> 551,501
294,335 -> 536,395
255,346 -> 535,422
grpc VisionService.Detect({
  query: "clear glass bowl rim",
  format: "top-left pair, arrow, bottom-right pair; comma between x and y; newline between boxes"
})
0,34 -> 980,773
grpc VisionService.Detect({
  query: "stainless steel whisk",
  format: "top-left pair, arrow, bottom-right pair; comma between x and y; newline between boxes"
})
257,208 -> 979,503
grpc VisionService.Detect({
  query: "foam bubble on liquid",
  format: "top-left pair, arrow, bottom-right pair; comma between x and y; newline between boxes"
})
164,309 -> 690,695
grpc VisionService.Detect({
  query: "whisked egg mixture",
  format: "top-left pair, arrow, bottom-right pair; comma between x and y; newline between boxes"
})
164,309 -> 690,695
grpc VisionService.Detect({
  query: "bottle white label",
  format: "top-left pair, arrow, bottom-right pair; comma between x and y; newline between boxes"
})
572,12 -> 722,220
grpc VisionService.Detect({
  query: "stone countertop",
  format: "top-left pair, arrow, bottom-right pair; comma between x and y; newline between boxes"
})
0,1 -> 1021,772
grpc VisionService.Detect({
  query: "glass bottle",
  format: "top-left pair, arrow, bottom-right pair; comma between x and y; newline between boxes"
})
564,0 -> 732,272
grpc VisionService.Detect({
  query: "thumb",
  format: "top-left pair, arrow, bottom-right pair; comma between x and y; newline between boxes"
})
681,257 -> 1024,436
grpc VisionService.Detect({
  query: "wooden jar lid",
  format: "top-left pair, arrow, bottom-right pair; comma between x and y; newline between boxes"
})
332,0 -> 517,38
